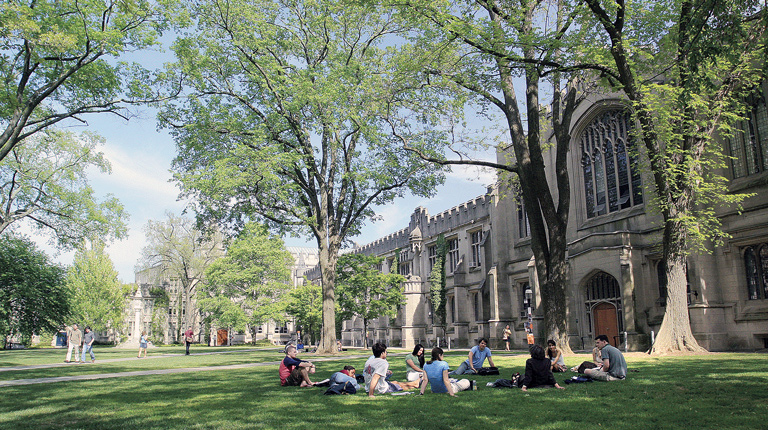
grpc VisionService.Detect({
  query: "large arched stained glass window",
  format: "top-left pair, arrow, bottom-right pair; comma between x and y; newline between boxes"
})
580,110 -> 643,218
730,85 -> 768,179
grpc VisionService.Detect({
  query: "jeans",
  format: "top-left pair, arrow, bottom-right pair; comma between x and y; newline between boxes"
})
185,341 -> 191,355
82,344 -> 95,362
449,361 -> 476,375
329,372 -> 360,391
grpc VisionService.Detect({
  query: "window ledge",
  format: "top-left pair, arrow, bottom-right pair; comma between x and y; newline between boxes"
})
578,205 -> 646,230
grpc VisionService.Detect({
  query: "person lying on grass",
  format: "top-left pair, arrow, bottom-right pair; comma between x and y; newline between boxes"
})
364,342 -> 420,397
419,347 -> 474,397
520,344 -> 565,392
279,345 -> 317,387
329,365 -> 360,391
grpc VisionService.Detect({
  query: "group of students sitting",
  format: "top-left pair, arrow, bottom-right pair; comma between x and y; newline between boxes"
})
279,334 -> 627,395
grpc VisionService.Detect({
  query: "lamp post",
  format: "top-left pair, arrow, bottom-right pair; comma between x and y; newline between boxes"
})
525,286 -> 534,345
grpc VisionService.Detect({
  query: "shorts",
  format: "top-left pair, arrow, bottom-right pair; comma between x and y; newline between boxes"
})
140,343 -> 148,349
285,367 -> 305,386
385,381 -> 403,393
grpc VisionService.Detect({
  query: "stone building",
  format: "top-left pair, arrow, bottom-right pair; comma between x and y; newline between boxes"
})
327,82 -> 768,352
132,247 -> 319,346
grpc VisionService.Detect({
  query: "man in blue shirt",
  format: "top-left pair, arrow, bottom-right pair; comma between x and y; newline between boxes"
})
450,338 -> 495,375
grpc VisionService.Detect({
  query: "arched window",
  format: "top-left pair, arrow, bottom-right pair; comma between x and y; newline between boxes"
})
580,110 -> 643,218
730,86 -> 768,178
744,245 -> 768,300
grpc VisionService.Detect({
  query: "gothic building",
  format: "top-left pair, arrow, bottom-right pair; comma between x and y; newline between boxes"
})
132,247 -> 318,346
331,82 -> 768,352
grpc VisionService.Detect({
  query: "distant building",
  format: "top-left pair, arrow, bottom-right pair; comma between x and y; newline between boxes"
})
132,247 -> 319,346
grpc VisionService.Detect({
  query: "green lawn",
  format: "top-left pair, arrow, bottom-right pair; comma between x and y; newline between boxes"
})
0,348 -> 766,429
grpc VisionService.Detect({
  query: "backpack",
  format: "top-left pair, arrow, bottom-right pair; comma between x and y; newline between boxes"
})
564,375 -> 593,384
576,361 -> 599,374
324,382 -> 357,395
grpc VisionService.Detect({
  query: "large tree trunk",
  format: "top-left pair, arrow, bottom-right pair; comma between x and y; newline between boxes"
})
537,245 -> 572,353
650,216 -> 706,355
317,235 -> 340,354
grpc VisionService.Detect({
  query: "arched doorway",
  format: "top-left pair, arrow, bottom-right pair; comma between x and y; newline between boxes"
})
217,329 -> 228,346
593,302 -> 619,347
584,271 -> 624,347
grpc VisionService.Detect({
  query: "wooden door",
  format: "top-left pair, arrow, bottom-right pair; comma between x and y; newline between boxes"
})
217,329 -> 228,346
593,302 -> 619,347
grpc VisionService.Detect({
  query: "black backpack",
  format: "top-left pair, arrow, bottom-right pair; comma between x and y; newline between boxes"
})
324,381 -> 357,395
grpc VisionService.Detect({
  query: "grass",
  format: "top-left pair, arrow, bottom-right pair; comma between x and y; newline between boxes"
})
0,347 -> 766,430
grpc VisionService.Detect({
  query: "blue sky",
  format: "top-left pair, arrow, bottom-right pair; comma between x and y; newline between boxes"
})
22,108 -> 496,283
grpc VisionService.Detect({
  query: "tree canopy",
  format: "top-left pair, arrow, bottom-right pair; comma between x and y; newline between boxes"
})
283,281 -> 322,345
163,0 -> 455,352
199,223 -> 294,333
0,235 -> 68,348
137,212 -> 222,334
0,0 -> 168,163
336,253 -> 405,348
65,240 -> 129,336
0,128 -> 128,249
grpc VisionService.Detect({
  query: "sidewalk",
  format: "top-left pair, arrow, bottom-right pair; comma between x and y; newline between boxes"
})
0,352 -> 373,388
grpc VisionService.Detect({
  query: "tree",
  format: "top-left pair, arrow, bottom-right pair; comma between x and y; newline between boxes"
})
428,234 -> 447,338
65,240 -> 129,337
0,235 -> 68,348
163,0 -> 453,352
581,0 -> 767,353
198,223 -> 294,336
336,253 -> 405,348
396,0 -> 594,351
0,128 -> 128,249
284,281 -> 322,345
137,212 -> 222,340
0,0 -> 168,163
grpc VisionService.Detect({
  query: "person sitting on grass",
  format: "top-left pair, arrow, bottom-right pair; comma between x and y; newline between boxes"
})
450,337 -> 495,375
520,344 -> 566,392
419,347 -> 474,397
547,339 -> 567,372
329,365 -> 360,391
584,335 -> 627,381
405,343 -> 425,382
364,342 -> 420,397
279,345 -> 317,387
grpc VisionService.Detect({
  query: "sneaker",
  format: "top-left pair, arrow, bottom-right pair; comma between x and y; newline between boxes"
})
486,382 -> 494,387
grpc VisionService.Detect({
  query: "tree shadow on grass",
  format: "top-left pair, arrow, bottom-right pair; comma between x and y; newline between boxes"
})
0,353 -> 766,430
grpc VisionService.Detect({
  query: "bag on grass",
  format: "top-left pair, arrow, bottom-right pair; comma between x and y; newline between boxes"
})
476,367 -> 500,376
564,376 -> 593,384
324,382 -> 356,395
576,361 -> 598,374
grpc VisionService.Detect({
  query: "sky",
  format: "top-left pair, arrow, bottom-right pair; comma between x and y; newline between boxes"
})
14,28 -> 504,284
21,108 -> 497,284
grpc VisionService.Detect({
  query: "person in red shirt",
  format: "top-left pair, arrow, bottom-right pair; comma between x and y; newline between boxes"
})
279,345 -> 316,387
183,328 -> 194,355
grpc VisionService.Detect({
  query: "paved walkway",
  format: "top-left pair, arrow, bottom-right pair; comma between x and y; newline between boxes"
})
0,348 -> 527,388
0,351 -> 373,388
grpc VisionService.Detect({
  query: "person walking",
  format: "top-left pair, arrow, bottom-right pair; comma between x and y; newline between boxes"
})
502,325 -> 513,351
81,326 -> 96,363
138,331 -> 148,358
183,327 -> 194,355
65,324 -> 83,363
